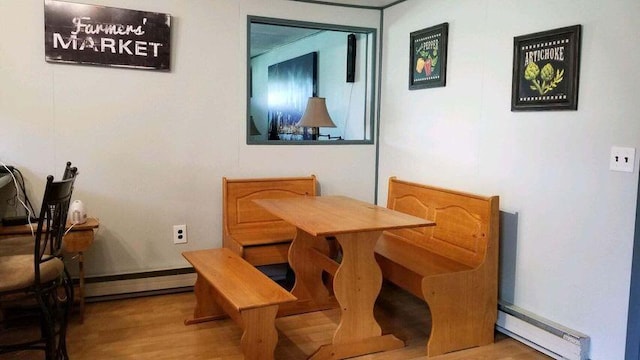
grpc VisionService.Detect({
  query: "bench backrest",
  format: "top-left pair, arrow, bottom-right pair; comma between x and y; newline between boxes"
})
223,175 -> 317,240
385,177 -> 499,269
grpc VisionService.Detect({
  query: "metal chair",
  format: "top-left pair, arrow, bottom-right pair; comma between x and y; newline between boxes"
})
0,162 -> 78,257
62,161 -> 77,180
0,170 -> 77,359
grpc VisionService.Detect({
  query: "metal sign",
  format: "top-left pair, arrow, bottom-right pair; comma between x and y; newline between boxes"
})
44,0 -> 171,71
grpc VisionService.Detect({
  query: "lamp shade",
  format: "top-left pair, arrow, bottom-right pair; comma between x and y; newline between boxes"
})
297,97 -> 337,128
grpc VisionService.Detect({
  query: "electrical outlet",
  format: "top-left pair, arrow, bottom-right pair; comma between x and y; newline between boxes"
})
610,146 -> 636,173
173,224 -> 187,244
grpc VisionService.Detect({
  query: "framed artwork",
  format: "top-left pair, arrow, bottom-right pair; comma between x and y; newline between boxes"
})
267,52 -> 317,140
44,0 -> 171,71
409,22 -> 448,90
511,25 -> 581,111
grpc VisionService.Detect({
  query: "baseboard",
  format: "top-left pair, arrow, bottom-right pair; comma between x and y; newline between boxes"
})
496,302 -> 590,360
85,272 -> 197,298
83,264 -> 288,300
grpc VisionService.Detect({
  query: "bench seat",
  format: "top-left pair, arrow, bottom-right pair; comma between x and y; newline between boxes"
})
183,248 -> 297,360
376,233 -> 472,279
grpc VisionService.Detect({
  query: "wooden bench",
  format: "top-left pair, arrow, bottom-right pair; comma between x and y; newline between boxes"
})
222,175 -> 317,267
374,177 -> 499,357
182,248 -> 297,360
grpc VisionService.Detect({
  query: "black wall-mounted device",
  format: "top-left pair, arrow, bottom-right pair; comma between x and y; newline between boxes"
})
346,34 -> 356,83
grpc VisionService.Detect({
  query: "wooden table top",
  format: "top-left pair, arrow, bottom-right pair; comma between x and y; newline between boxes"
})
253,195 -> 434,237
0,217 -> 99,236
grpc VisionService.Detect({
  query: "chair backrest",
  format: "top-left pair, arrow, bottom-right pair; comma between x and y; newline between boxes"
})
385,177 -> 499,269
34,172 -> 76,283
62,161 -> 77,180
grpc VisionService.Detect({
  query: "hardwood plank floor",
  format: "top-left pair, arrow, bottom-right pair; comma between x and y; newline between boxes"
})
2,283 -> 551,359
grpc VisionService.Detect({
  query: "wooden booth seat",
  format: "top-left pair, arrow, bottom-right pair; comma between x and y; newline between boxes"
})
374,177 -> 499,357
182,248 -> 297,360
223,175 -> 317,266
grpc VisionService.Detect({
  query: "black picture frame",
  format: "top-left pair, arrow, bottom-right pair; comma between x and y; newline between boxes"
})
511,25 -> 581,111
409,22 -> 448,90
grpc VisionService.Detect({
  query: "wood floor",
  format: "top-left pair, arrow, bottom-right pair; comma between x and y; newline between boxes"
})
3,282 -> 551,359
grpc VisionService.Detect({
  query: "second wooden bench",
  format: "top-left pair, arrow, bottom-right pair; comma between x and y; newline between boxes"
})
182,248 -> 297,360
222,175 -> 317,267
375,177 -> 500,357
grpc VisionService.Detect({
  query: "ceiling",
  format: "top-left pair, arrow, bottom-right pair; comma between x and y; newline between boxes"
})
252,0 -> 399,57
251,23 -> 322,57
303,0 -> 399,8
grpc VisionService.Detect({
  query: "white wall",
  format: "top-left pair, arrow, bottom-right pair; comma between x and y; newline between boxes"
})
5,0 -> 637,357
0,0 -> 379,274
380,0 -> 639,358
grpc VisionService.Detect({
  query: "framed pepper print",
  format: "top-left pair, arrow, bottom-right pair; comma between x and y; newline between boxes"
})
409,22 -> 448,90
511,25 -> 581,111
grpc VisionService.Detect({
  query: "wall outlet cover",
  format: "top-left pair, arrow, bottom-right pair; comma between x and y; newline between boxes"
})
173,224 -> 187,244
610,146 -> 636,173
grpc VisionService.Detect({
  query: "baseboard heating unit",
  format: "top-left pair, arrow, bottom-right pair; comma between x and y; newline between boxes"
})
496,301 -> 590,360
84,270 -> 197,301
83,265 -> 288,301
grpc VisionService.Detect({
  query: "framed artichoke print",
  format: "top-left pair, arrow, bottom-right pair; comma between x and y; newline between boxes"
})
511,25 -> 581,111
409,23 -> 448,90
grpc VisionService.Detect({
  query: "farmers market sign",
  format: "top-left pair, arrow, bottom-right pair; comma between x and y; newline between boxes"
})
44,0 -> 171,70
511,25 -> 581,111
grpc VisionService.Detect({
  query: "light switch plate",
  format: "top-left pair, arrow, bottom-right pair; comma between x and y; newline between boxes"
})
610,146 -> 635,172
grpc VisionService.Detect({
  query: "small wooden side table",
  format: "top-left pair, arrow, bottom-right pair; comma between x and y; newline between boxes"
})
0,217 -> 99,323
62,218 -> 99,323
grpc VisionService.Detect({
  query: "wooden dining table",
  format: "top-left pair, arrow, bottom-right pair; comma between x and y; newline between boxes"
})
254,195 -> 435,359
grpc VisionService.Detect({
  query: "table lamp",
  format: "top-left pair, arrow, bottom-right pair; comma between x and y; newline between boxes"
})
297,97 -> 340,140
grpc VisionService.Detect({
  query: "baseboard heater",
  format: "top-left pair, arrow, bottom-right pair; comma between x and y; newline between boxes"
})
84,265 -> 288,301
84,270 -> 197,300
496,301 -> 590,360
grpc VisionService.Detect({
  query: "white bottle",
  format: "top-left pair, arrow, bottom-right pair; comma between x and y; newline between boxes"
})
69,200 -> 87,224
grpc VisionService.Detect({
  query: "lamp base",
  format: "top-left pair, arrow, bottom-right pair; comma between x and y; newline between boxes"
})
303,127 -> 319,141
317,134 -> 343,140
